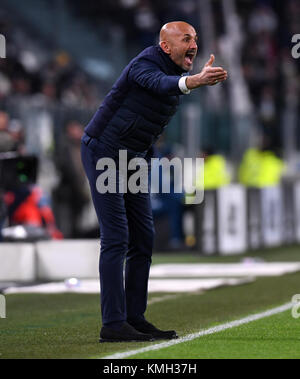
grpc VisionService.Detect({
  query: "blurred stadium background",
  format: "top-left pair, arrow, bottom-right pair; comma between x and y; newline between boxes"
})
0,0 -> 300,279
1,0 -> 300,360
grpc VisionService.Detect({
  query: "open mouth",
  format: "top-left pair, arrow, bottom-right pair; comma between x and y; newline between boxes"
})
184,51 -> 196,66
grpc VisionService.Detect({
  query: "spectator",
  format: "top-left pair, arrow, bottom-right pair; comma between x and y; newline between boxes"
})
151,140 -> 185,250
54,120 -> 90,237
248,4 -> 278,35
0,111 -> 17,152
3,184 -> 63,240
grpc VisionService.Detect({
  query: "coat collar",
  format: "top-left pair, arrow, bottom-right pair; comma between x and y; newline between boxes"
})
156,45 -> 187,76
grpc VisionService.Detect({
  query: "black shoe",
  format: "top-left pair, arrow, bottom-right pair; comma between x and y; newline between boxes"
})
128,319 -> 178,340
99,322 -> 155,343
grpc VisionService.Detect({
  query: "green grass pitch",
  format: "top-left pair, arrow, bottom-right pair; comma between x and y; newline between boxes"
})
0,245 -> 300,359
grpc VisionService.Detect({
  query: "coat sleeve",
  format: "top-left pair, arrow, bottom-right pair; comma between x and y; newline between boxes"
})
128,56 -> 184,96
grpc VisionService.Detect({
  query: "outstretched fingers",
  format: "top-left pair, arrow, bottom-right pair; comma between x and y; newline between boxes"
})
206,67 -> 225,73
205,54 -> 215,67
209,75 -> 228,85
209,71 -> 228,80
203,54 -> 228,85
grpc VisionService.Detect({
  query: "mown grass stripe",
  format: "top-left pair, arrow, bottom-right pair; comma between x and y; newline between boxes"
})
102,302 -> 292,359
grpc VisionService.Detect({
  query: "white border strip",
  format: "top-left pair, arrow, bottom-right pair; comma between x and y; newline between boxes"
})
102,302 -> 292,359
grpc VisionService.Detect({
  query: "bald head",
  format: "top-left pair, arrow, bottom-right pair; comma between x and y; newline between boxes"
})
159,22 -> 198,71
159,22 -> 196,43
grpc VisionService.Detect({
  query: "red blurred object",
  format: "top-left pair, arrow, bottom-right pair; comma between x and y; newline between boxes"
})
4,186 -> 63,240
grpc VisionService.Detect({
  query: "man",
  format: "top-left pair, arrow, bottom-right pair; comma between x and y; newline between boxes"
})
55,120 -> 89,238
0,111 -> 17,153
81,21 -> 228,343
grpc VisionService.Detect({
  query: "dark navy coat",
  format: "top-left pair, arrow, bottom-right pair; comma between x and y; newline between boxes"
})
84,45 -> 187,154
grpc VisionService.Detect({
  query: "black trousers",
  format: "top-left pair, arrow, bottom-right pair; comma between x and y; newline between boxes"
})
81,133 -> 154,326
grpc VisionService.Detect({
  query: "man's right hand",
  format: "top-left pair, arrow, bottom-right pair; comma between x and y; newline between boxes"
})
186,55 -> 228,89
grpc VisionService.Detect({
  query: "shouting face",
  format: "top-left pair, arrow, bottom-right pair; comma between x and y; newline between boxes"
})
159,22 -> 198,72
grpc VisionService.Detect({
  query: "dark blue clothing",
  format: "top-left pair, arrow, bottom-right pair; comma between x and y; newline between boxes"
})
81,136 -> 154,325
85,45 -> 186,154
81,45 -> 188,326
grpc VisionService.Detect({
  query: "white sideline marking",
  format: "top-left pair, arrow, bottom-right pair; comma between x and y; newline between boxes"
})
150,262 -> 300,278
147,292 -> 203,306
147,294 -> 183,305
102,302 -> 292,359
3,277 -> 251,295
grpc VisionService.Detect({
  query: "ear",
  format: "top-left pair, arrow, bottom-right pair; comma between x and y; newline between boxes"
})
159,41 -> 171,55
